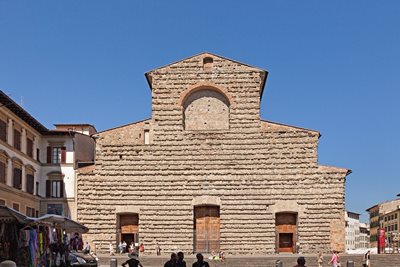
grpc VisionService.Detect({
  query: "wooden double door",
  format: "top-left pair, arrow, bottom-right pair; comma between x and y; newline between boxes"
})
194,206 -> 220,253
119,214 -> 139,245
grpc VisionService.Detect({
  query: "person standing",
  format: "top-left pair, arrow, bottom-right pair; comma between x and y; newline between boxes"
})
109,242 -> 114,256
192,253 -> 210,267
164,253 -> 178,267
364,250 -> 371,267
177,251 -> 186,267
293,256 -> 306,267
317,252 -> 323,267
139,243 -> 145,256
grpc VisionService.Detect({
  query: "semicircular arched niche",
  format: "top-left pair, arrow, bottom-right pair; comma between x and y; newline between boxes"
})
183,89 -> 230,131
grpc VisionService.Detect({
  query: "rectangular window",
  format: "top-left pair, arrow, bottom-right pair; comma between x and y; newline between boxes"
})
12,203 -> 19,211
26,174 -> 34,194
47,204 -> 63,216
144,130 -> 150,145
0,199 -> 5,205
27,138 -> 33,157
26,207 -> 35,217
46,180 -> 64,198
48,146 -> 66,164
52,147 -> 62,164
0,161 -> 6,184
13,168 -> 22,189
36,148 -> 40,162
13,129 -> 21,150
0,120 -> 6,142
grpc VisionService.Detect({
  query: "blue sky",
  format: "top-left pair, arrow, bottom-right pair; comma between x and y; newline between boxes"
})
1,1 -> 399,221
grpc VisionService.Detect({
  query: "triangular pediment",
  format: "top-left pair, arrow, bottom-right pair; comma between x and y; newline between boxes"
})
145,52 -> 268,98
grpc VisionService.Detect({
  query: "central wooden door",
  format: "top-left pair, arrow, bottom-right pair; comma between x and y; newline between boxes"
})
119,214 -> 139,245
194,206 -> 220,253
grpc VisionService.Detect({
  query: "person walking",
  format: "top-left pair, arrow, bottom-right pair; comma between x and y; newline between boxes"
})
363,250 -> 371,267
317,252 -> 323,267
164,253 -> 178,267
293,256 -> 306,267
177,251 -> 186,267
328,251 -> 340,267
192,253 -> 210,267
122,253 -> 143,267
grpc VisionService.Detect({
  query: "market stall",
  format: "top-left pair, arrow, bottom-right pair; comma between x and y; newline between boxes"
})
1,206 -> 89,267
0,205 -> 33,265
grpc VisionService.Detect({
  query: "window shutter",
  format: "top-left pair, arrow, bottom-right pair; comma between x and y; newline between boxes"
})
0,120 -> 6,142
61,147 -> 66,163
47,147 -> 51,163
60,180 -> 64,198
0,162 -> 5,183
46,180 -> 51,198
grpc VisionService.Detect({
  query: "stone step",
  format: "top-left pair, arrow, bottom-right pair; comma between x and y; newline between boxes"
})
97,254 -> 400,267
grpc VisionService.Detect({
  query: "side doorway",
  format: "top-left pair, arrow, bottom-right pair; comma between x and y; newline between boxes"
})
275,212 -> 297,253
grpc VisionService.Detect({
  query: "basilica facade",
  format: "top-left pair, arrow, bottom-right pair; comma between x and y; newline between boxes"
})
77,53 -> 349,255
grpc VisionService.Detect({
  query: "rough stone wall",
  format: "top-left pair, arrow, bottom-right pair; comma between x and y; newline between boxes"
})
77,53 -> 347,255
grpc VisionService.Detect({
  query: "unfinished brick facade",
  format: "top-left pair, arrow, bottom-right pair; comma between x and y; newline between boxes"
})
77,53 -> 349,255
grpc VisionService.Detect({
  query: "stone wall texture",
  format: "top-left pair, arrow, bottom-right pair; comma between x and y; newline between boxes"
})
77,53 -> 349,255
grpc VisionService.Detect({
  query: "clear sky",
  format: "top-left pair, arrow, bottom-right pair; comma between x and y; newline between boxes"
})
1,1 -> 399,221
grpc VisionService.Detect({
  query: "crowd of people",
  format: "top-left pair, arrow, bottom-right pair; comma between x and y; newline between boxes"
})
118,247 -> 372,267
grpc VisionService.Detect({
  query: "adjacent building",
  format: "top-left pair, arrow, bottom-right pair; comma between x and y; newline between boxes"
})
0,91 -> 95,220
345,211 -> 370,250
77,52 -> 350,255
345,211 -> 360,250
366,198 -> 400,248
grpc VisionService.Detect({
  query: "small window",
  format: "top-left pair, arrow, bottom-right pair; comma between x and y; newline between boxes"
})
47,203 -> 63,215
0,120 -> 7,142
203,57 -> 213,71
0,161 -> 6,184
0,199 -> 5,205
46,180 -> 64,198
26,174 -> 34,194
47,146 -> 66,164
144,130 -> 150,145
12,203 -> 19,211
36,148 -> 40,162
26,207 -> 36,217
13,167 -> 22,189
13,129 -> 21,150
27,138 -> 33,157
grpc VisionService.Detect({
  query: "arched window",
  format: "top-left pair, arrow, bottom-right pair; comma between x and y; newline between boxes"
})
183,89 -> 230,130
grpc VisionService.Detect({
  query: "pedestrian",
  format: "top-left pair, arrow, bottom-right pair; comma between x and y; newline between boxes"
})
118,242 -> 123,254
83,242 -> 91,254
363,250 -> 371,267
156,242 -> 161,256
130,242 -> 134,253
192,253 -> 210,267
164,253 -> 178,267
328,250 -> 340,267
293,256 -> 306,267
123,241 -> 127,253
177,251 -> 186,267
317,251 -> 323,267
139,243 -> 145,256
109,242 -> 114,256
122,253 -> 143,267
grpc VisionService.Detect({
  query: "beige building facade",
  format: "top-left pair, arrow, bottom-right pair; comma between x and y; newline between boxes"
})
0,91 -> 95,220
77,53 -> 350,255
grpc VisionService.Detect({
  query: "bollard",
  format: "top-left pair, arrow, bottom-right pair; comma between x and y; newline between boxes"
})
110,258 -> 118,267
346,260 -> 354,267
275,260 -> 283,267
